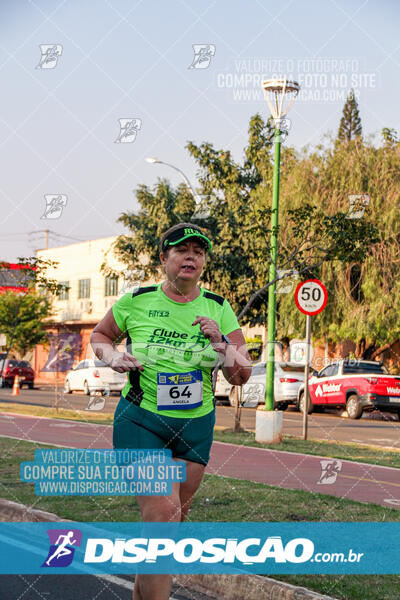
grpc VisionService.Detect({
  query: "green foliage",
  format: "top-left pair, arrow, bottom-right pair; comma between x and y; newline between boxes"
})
0,291 -> 51,357
337,89 -> 362,142
245,336 -> 262,362
111,109 -> 393,357
0,257 -> 63,357
276,133 -> 400,358
382,127 -> 398,147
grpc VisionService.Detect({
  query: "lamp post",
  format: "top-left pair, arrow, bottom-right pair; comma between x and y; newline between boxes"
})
145,157 -> 200,203
255,79 -> 300,444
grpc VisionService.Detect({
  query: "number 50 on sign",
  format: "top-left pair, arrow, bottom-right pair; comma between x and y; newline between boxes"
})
294,279 -> 328,316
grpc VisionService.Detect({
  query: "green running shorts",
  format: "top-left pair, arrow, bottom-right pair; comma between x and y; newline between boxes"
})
113,395 -> 215,466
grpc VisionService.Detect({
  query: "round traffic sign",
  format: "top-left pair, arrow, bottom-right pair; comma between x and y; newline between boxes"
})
294,279 -> 328,316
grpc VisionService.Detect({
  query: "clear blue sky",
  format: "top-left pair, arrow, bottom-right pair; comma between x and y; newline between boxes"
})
0,0 -> 398,260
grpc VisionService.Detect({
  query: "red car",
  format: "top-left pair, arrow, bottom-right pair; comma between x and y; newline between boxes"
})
0,359 -> 34,389
297,359 -> 400,419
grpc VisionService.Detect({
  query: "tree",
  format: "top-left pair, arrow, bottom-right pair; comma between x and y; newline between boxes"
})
337,89 -> 362,142
275,133 -> 400,361
0,257 -> 65,365
110,114 -> 378,330
0,291 -> 51,357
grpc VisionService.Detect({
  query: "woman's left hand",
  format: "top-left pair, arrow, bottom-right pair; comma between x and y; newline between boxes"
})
192,316 -> 222,346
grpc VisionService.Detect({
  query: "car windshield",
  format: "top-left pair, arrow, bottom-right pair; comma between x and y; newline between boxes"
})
342,362 -> 388,375
251,364 -> 266,375
7,360 -> 20,367
94,360 -> 108,367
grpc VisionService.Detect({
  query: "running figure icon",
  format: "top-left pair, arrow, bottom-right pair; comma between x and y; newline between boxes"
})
42,529 -> 82,568
46,531 -> 77,566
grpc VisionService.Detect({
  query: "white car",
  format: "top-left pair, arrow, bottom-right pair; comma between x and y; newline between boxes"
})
216,362 -> 306,408
214,368 -> 232,400
64,359 -> 127,395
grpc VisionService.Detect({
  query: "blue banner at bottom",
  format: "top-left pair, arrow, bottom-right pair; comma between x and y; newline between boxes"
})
0,522 -> 398,575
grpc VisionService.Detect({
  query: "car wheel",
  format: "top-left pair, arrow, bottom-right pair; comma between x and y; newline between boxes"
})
28,383 -> 34,390
346,394 -> 363,419
276,402 -> 288,411
83,380 -> 90,395
64,380 -> 72,394
229,388 -> 237,407
298,392 -> 313,414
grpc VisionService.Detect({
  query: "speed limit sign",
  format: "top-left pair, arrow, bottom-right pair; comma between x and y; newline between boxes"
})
294,279 -> 328,316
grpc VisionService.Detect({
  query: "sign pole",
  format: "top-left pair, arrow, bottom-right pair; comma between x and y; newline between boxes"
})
294,279 -> 328,442
302,314 -> 312,441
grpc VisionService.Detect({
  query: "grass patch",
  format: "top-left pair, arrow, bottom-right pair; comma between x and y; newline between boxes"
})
0,402 -> 113,426
213,429 -> 400,469
271,574 -> 400,600
0,436 -> 399,600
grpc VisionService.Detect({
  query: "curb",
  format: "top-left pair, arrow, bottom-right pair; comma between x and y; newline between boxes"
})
0,497 -> 70,522
174,574 -> 338,600
0,498 -> 338,600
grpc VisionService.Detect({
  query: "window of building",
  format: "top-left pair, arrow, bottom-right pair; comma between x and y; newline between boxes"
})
78,279 -> 91,299
58,281 -> 69,301
104,276 -> 118,297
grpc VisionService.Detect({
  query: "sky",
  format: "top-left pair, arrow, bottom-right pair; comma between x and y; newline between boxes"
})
0,0 -> 399,261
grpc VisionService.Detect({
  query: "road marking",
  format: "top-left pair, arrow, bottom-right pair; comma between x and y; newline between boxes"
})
340,473 -> 400,488
384,499 -> 400,506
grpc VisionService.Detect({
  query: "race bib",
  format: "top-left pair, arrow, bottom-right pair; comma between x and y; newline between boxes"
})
156,370 -> 203,410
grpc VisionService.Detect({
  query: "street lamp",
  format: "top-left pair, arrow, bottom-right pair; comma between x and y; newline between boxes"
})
255,79 -> 300,443
145,157 -> 199,203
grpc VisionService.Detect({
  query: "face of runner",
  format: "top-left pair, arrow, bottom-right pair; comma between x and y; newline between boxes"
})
161,239 -> 206,285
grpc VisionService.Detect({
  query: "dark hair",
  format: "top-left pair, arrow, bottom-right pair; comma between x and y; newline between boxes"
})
159,222 -> 208,255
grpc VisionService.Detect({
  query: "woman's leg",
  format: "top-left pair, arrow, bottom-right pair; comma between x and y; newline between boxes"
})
132,461 -> 206,600
133,481 -> 181,600
178,460 -> 205,521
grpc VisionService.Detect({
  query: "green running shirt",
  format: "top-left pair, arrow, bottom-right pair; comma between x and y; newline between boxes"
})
112,284 -> 240,418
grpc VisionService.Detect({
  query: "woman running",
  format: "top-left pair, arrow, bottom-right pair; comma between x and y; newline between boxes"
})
90,222 -> 251,600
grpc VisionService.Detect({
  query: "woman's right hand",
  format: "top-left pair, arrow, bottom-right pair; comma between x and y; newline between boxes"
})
109,352 -> 144,373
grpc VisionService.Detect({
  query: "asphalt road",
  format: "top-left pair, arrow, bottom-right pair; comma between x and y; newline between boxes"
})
1,387 -> 399,450
0,412 -> 399,508
0,574 -> 214,600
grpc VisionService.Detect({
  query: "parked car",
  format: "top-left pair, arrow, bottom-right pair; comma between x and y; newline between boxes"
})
296,359 -> 400,419
0,359 -> 34,388
216,362 -> 306,409
64,359 -> 127,395
214,369 -> 232,401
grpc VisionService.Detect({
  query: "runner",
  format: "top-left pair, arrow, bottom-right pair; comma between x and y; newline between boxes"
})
90,222 -> 251,600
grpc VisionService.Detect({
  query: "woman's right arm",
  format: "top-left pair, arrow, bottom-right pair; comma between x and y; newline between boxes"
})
90,309 -> 144,373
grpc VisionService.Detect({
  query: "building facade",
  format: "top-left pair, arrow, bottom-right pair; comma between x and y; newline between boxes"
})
35,237 -> 134,383
34,236 -> 263,383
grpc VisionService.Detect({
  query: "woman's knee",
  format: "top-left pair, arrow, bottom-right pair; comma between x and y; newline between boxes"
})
139,497 -> 181,522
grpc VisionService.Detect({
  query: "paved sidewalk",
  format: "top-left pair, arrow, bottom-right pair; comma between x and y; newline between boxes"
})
0,412 -> 399,508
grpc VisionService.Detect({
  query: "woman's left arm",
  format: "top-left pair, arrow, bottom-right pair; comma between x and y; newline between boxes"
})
216,328 -> 252,386
192,317 -> 252,386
